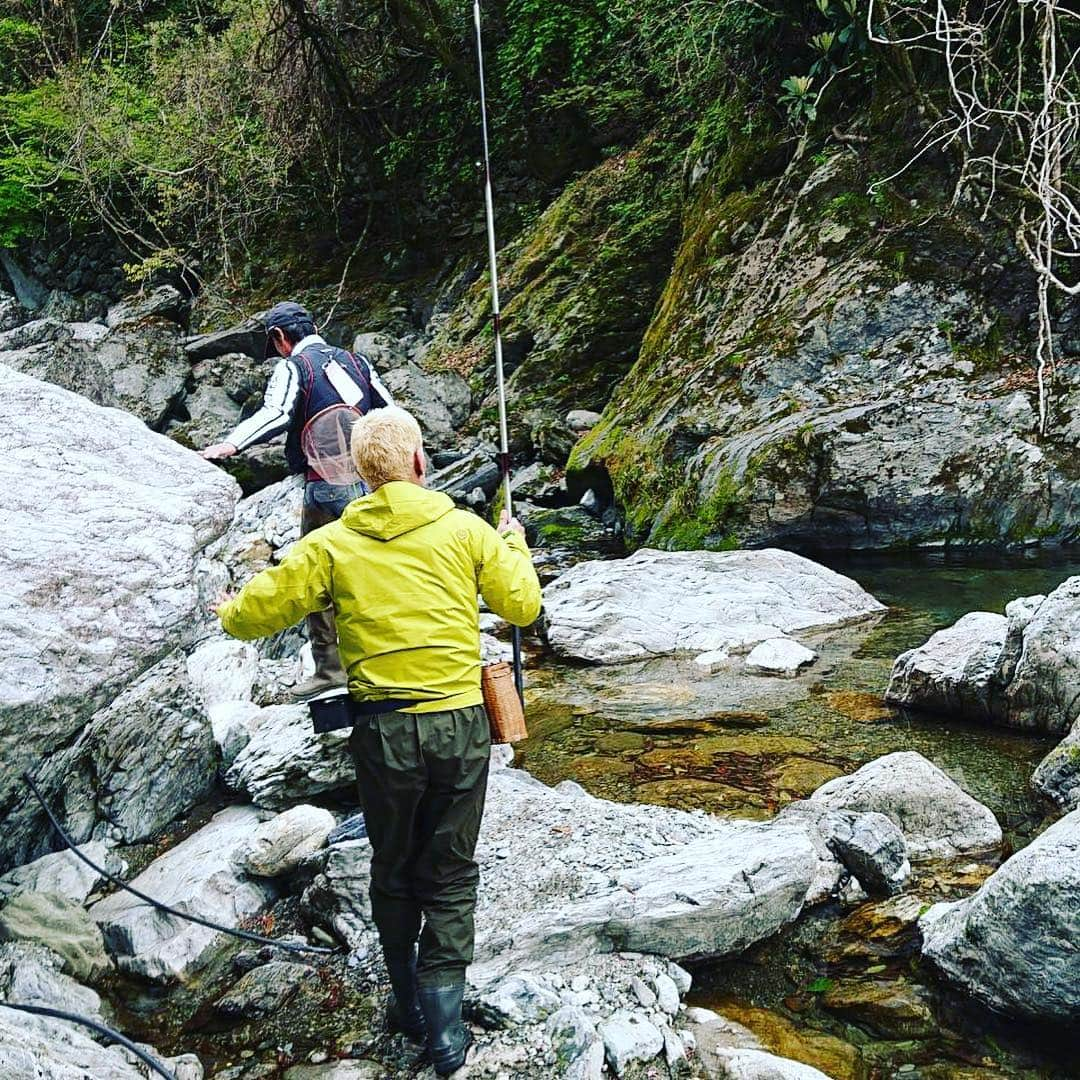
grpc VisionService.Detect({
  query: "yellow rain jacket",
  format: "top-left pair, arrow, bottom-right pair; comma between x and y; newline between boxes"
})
218,482 -> 542,713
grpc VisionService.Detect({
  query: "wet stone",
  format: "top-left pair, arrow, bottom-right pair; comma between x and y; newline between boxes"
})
821,978 -> 937,1039
214,959 -> 315,1020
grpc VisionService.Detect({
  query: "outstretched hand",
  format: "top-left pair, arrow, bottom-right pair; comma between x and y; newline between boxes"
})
210,591 -> 235,617
497,509 -> 525,538
202,442 -> 237,461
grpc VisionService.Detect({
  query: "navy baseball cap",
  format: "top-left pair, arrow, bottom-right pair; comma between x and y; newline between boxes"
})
262,301 -> 311,356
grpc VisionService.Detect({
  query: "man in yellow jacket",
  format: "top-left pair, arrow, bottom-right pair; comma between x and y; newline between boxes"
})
217,406 -> 542,1075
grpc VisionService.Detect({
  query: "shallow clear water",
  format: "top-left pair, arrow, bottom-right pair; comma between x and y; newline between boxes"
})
518,547 -> 1080,1080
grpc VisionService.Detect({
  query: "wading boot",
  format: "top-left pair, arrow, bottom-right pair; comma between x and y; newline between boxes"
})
290,665 -> 347,702
418,983 -> 473,1076
384,949 -> 426,1043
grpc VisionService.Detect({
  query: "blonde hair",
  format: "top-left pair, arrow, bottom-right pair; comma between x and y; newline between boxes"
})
350,406 -> 424,489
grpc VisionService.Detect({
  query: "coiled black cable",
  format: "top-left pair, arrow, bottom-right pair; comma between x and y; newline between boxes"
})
0,1001 -> 178,1080
21,770 -> 337,956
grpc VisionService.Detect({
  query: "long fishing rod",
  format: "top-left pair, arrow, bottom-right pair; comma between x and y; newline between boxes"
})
473,0 -> 524,701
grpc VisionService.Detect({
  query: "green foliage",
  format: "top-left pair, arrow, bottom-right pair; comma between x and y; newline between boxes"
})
780,75 -> 818,126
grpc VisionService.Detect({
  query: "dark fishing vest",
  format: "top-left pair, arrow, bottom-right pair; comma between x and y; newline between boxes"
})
285,345 -> 384,476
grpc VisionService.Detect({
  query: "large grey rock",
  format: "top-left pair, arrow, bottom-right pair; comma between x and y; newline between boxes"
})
886,578 -> 1080,736
105,285 -> 187,329
0,892 -> 110,980
0,317 -> 192,430
380,360 -> 471,445
207,474 -> 303,581
0,841 -> 124,905
1032,716 -> 1080,811
428,444 -> 501,501
546,1005 -> 598,1069
543,547 -> 884,663
920,807 -> 1080,1021
4,651 -> 219,870
478,972 -> 562,1025
224,706 -> 354,809
300,839 -> 373,948
886,611 -> 1008,721
993,579 -> 1080,733
0,368 -> 236,872
91,806 -> 277,982
573,144 -> 1080,552
184,320 -> 263,361
811,751 -> 1001,858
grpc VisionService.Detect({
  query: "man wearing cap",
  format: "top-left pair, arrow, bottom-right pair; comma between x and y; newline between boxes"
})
202,301 -> 395,700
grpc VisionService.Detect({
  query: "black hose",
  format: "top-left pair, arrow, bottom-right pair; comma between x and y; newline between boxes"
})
21,771 -> 336,956
0,1001 -> 178,1080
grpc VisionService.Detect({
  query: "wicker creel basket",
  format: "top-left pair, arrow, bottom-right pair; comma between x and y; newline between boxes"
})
482,662 -> 528,744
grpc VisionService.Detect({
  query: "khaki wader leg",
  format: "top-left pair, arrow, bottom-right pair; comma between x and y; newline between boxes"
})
300,495 -> 346,680
349,705 -> 490,988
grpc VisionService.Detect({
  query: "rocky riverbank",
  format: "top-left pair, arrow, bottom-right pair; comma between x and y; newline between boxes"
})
1,274 -> 1078,1078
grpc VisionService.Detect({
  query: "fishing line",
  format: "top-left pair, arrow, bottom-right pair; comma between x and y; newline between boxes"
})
22,771 -> 337,956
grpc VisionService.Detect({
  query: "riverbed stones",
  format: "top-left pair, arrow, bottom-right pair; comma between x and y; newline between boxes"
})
239,805 -> 336,877
0,364 -> 238,872
546,1004 -> 598,1067
543,547 -> 884,663
885,611 -> 1007,720
1032,716 -> 1080,810
919,806 -> 1080,1022
479,972 -> 563,1025
809,751 -> 1002,858
598,1011 -> 664,1074
0,892 -> 110,980
91,805 -> 278,982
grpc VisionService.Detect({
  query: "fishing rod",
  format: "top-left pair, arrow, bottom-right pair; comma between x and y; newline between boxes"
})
21,771 -> 337,956
0,1001 -> 178,1080
473,0 -> 525,701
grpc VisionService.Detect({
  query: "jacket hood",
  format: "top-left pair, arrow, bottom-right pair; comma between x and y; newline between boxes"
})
341,482 -> 456,541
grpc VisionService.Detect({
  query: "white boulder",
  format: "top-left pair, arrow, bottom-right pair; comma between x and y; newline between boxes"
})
239,805 -> 336,877
0,365 -> 237,870
91,806 -> 277,982
810,750 -> 1001,858
543,548 -> 884,663
745,637 -> 817,677
885,610 -> 1007,720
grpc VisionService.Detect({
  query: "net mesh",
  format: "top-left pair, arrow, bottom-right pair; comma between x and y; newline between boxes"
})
301,405 -> 363,486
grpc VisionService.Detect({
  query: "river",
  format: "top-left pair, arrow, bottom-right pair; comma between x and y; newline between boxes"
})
517,546 -> 1080,1080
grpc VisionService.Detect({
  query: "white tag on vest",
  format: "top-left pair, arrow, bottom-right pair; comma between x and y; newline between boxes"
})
323,357 -> 365,407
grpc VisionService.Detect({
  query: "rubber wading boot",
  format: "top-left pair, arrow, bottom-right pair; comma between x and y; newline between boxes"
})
290,666 -> 347,702
418,983 -> 473,1075
384,951 -> 426,1042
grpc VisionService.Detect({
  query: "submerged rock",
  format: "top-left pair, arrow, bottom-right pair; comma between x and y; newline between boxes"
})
746,638 -> 818,677
91,806 -> 277,982
920,807 -> 1080,1022
810,751 -> 1001,858
543,547 -> 883,663
710,1047 -> 835,1079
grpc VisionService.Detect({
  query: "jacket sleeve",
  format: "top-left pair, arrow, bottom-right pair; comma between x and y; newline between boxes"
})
225,358 -> 300,451
476,526 -> 542,627
218,534 -> 332,640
